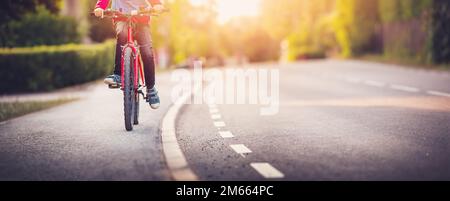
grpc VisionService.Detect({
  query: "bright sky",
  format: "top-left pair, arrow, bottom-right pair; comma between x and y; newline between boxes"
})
190,0 -> 261,24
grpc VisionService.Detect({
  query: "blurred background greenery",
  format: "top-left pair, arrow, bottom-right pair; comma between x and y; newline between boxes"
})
0,0 -> 449,94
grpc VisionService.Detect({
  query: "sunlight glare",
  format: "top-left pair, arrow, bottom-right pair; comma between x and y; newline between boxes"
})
190,0 -> 261,24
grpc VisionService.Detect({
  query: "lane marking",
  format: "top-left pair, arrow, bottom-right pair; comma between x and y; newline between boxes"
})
230,144 -> 252,156
364,80 -> 386,87
427,90 -> 450,98
209,108 -> 219,114
214,121 -> 226,127
345,77 -> 362,83
211,114 -> 222,120
390,84 -> 420,93
250,163 -> 285,179
219,131 -> 234,138
160,84 -> 200,181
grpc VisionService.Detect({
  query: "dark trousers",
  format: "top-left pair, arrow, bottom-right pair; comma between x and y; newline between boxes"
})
114,21 -> 156,89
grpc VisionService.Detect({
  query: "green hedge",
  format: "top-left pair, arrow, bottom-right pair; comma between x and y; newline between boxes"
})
0,40 -> 115,94
1,6 -> 80,47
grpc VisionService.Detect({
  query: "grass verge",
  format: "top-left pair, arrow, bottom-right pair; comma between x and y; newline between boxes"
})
0,99 -> 75,122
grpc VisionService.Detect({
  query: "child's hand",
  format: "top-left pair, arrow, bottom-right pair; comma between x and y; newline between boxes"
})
94,8 -> 104,18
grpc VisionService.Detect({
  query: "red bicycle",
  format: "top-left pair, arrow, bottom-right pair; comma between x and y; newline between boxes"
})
93,8 -> 168,131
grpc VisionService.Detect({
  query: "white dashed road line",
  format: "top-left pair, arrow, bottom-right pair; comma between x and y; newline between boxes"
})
209,108 -> 219,114
250,163 -> 285,179
427,91 -> 450,98
317,73 -> 449,99
205,97 -> 286,180
211,114 -> 222,120
230,144 -> 252,155
364,80 -> 386,87
345,77 -> 362,83
219,131 -> 234,138
390,84 -> 420,93
213,121 -> 226,127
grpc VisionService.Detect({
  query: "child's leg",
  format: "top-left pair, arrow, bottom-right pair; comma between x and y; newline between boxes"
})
135,24 -> 156,89
114,21 -> 128,76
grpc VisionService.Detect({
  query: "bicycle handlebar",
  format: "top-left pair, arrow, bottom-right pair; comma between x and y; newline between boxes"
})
90,8 -> 170,18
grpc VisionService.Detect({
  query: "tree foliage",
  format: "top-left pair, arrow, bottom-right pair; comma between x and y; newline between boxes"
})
0,0 -> 80,47
3,6 -> 80,47
261,0 -> 442,64
1,0 -> 61,24
2,0 -> 447,65
432,0 -> 450,64
261,0 -> 335,60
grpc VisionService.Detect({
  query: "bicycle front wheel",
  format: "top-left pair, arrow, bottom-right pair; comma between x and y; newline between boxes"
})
133,65 -> 140,125
123,47 -> 135,131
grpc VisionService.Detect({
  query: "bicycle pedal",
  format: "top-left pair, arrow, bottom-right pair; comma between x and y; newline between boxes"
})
108,84 -> 120,89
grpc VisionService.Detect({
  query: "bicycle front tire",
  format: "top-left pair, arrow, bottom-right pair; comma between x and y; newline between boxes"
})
123,47 -> 135,131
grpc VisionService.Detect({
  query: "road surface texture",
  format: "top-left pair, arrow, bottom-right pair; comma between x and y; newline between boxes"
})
1,60 -> 449,180
177,60 -> 450,181
0,73 -> 174,180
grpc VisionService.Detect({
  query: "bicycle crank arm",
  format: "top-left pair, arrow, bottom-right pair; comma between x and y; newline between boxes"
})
138,85 -> 146,99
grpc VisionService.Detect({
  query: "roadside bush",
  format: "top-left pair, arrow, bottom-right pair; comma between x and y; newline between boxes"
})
89,17 -> 116,43
0,40 -> 115,94
332,0 -> 380,57
3,6 -> 80,47
86,0 -> 115,43
0,0 -> 63,46
286,30 -> 326,61
378,0 -> 433,64
432,0 -> 450,64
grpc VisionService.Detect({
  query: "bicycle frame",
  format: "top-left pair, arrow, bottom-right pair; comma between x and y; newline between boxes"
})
120,18 -> 146,91
92,8 -> 168,91
92,8 -> 168,131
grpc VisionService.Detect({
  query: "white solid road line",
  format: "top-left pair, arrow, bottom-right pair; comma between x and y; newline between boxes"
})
364,80 -> 386,87
427,90 -> 450,98
214,121 -> 226,127
250,163 -> 285,179
160,85 -> 200,181
390,84 -> 420,93
219,131 -> 234,138
230,144 -> 252,155
211,114 -> 222,120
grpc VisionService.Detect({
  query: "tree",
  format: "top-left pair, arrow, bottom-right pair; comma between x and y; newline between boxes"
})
1,0 -> 63,46
332,0 -> 379,57
261,0 -> 335,60
432,0 -> 450,64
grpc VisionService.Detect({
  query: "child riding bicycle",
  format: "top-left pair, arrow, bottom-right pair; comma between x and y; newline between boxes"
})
94,0 -> 165,109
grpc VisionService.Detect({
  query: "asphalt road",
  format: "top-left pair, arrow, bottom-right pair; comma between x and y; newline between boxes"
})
177,60 -> 450,181
1,60 -> 449,180
0,73 -> 174,180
